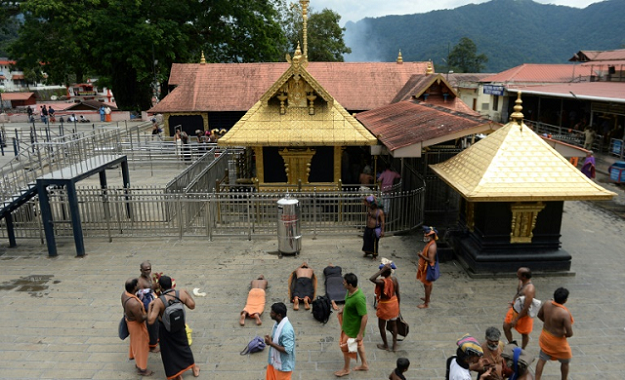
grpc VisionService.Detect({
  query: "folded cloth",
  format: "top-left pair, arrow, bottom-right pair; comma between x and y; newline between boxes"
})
243,288 -> 266,316
347,338 -> 357,353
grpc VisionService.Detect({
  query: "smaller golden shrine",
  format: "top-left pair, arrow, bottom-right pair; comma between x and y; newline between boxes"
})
429,92 -> 616,273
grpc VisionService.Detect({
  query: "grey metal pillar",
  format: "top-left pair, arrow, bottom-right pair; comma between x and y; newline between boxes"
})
5,213 -> 16,247
66,183 -> 85,257
121,159 -> 132,219
37,182 -> 57,257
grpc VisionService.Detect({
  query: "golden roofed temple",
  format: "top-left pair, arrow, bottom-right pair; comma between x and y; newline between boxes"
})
218,2 -> 376,189
430,93 -> 616,273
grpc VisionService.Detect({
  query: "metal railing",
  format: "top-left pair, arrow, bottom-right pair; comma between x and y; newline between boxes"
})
0,185 -> 425,241
523,119 -> 605,151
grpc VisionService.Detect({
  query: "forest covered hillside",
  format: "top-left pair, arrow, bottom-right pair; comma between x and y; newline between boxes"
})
344,0 -> 625,72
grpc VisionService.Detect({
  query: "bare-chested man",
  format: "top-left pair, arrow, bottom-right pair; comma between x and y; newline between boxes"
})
121,278 -> 153,376
535,287 -> 574,380
137,261 -> 159,352
503,267 -> 536,349
290,263 -> 315,311
240,275 -> 268,326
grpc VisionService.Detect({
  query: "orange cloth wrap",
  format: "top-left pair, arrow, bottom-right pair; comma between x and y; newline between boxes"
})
539,329 -> 572,360
126,319 -> 149,370
243,288 -> 266,316
266,364 -> 292,380
337,312 -> 360,360
504,308 -> 533,334
417,241 -> 435,285
375,278 -> 399,320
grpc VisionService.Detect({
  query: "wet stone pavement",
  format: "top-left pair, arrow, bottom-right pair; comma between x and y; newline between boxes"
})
0,198 -> 624,379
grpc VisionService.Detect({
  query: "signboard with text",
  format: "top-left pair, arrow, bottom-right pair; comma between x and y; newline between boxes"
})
483,85 -> 505,96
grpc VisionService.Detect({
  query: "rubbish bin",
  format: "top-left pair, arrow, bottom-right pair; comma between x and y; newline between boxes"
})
277,196 -> 301,255
609,161 -> 625,183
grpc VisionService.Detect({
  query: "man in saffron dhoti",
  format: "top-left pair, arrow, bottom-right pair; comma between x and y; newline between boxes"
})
240,275 -> 268,326
369,263 -> 400,352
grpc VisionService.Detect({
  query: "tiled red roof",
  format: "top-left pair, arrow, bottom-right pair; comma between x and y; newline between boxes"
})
355,100 -> 494,152
0,60 -> 16,65
480,64 -> 594,84
507,82 -> 625,102
151,61 -> 430,113
1,92 -> 35,100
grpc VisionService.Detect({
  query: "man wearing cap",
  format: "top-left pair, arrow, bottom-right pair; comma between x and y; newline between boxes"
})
416,226 -> 437,309
503,267 -> 536,349
362,195 -> 384,260
470,327 -> 510,379
447,334 -> 493,380
369,263 -> 400,352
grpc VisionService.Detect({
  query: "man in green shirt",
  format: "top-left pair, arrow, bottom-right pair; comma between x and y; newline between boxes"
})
335,273 -> 369,377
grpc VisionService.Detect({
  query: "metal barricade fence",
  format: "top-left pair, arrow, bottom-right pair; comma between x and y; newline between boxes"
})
0,186 -> 425,241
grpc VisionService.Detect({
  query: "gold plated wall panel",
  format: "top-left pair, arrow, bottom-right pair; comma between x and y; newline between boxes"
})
279,148 -> 316,185
510,202 -> 545,243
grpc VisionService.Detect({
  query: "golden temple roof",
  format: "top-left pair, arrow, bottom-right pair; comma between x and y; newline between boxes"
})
430,116 -> 617,202
218,48 -> 377,147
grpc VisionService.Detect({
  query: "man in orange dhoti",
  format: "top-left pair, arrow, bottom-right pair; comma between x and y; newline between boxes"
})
370,263 -> 400,352
240,275 -> 268,326
417,226 -> 438,309
503,267 -> 536,349
535,287 -> 574,380
122,278 -> 153,376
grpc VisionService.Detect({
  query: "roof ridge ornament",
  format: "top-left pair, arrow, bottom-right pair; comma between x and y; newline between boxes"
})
426,61 -> 433,75
200,51 -> 206,65
397,50 -> 403,64
510,91 -> 524,127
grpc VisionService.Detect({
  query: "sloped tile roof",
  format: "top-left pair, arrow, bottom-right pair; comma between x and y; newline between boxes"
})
571,49 -> 625,62
391,74 -> 458,103
480,64 -> 594,84
355,100 -> 493,152
1,92 -> 35,100
218,61 -> 377,147
430,120 -> 617,202
150,62 -> 430,113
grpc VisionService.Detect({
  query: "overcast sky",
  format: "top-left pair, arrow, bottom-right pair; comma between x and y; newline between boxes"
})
307,0 -> 606,25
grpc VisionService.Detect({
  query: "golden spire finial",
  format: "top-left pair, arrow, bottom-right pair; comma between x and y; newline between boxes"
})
426,61 -> 433,75
292,42 -> 302,66
200,51 -> 206,65
396,50 -> 403,64
510,91 -> 524,125
300,0 -> 310,63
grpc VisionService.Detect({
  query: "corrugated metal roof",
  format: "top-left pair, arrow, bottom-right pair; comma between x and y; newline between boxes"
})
355,100 -> 493,152
430,120 -> 616,202
150,61 -> 430,113
506,82 -> 625,103
480,64 -> 594,84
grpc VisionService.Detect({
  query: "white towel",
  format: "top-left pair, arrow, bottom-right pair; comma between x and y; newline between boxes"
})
270,317 -> 289,370
347,338 -> 357,353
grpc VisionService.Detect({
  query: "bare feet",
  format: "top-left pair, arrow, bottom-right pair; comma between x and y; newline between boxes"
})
239,312 -> 246,326
334,369 -> 351,377
149,346 -> 160,353
420,297 -> 426,301
377,343 -> 390,351
293,298 -> 299,311
254,314 -> 262,326
304,298 -> 311,310
354,365 -> 369,371
137,369 -> 154,376
392,343 -> 398,352
417,303 -> 429,309
192,365 -> 200,377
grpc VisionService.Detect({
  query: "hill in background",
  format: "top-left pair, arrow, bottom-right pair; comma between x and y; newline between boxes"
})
344,0 -> 625,72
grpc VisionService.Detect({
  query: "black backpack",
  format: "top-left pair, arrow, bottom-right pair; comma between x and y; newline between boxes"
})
311,295 -> 332,324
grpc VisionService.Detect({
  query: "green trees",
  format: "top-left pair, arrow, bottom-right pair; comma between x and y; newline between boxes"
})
5,0 -> 350,110
282,3 -> 351,62
447,37 -> 488,73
